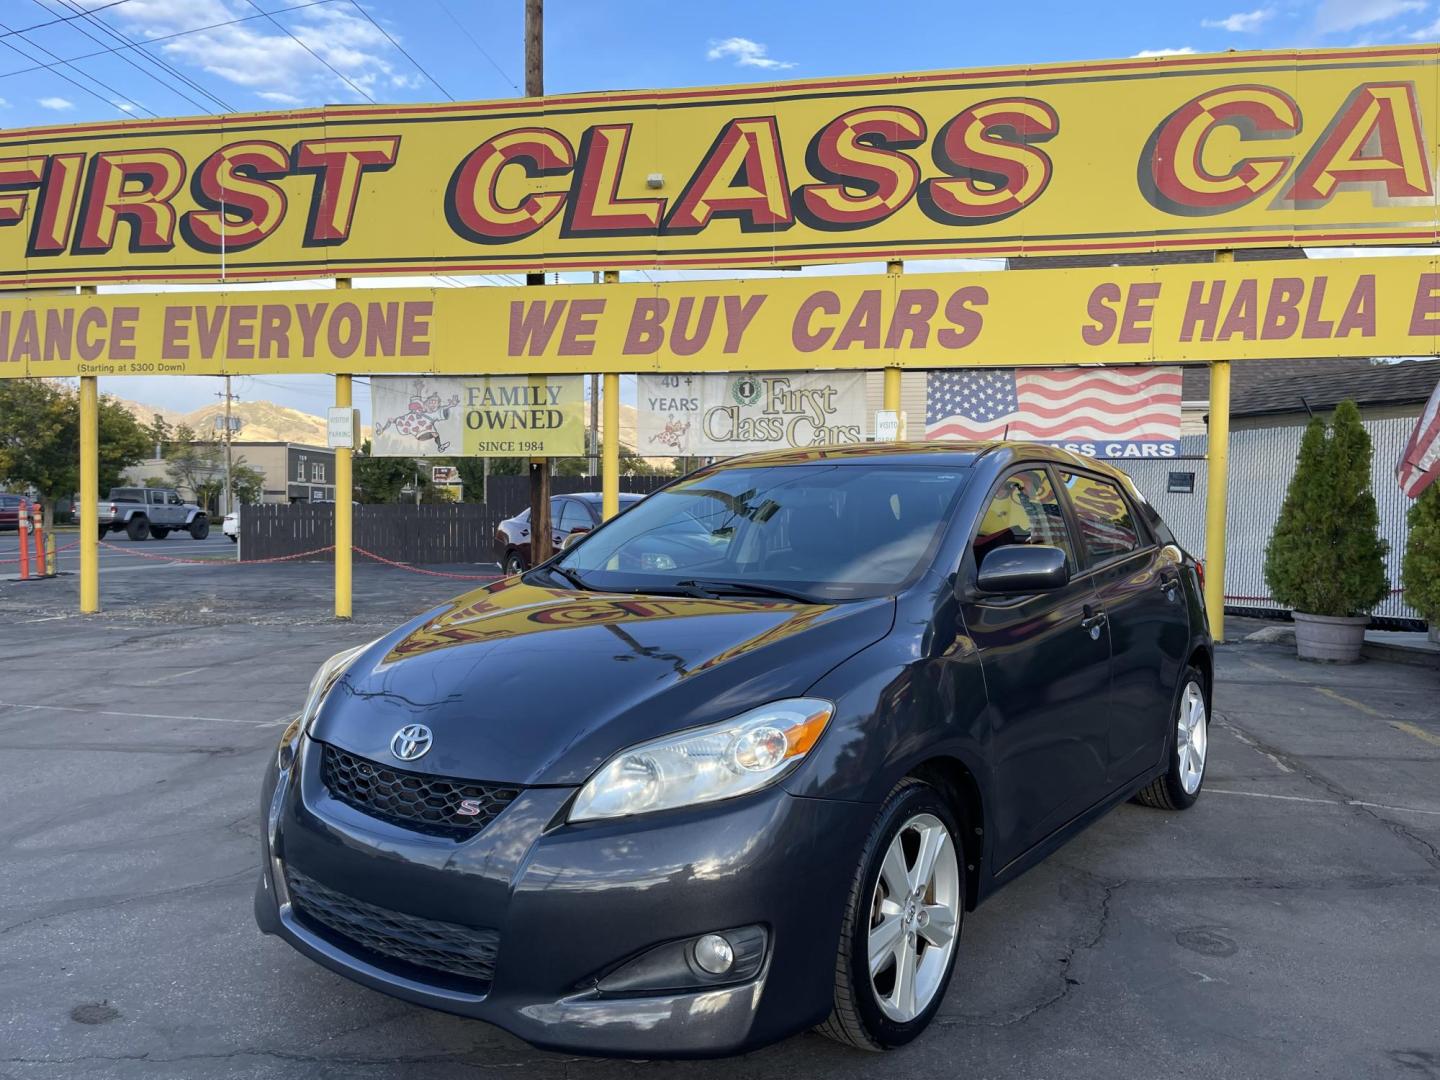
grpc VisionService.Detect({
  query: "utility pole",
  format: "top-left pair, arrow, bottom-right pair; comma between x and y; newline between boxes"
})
216,376 -> 238,515
525,0 -> 552,563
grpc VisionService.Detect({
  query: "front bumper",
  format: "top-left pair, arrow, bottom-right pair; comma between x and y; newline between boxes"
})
255,736 -> 872,1057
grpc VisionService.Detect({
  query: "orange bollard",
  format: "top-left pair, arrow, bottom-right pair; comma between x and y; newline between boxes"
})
17,500 -> 29,580
31,502 -> 44,574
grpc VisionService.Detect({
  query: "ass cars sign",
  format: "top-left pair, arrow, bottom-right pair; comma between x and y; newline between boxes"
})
0,45 -> 1436,286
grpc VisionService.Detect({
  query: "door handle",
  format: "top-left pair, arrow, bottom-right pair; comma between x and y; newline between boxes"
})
1080,605 -> 1107,632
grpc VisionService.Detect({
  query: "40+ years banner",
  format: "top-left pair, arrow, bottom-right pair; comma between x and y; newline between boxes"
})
372,376 -> 586,458
638,373 -> 867,455
0,45 -> 1438,286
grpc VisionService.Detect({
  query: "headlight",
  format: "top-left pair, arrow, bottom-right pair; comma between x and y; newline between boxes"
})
300,641 -> 374,730
568,698 -> 833,822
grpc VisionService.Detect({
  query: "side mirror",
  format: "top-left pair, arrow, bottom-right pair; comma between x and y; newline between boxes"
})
560,528 -> 589,551
976,544 -> 1069,595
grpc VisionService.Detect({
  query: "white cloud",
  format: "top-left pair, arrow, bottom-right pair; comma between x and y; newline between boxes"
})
1316,0 -> 1424,33
1202,8 -> 1273,32
113,100 -> 140,113
99,0 -> 410,105
1132,46 -> 1198,57
1411,17 -> 1440,37
37,96 -> 74,110
706,37 -> 795,70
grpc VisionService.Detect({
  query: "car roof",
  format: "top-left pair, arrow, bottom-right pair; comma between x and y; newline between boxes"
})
703,440 -> 1129,473
565,491 -> 642,503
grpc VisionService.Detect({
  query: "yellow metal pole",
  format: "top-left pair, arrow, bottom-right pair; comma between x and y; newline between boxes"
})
334,278 -> 353,619
602,271 -> 621,521
79,372 -> 99,613
1203,252 -> 1233,643
883,259 -> 903,425
334,372 -> 353,619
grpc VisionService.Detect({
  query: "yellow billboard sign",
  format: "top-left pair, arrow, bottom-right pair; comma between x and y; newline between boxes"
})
0,45 -> 1438,286
3,256 -> 1439,377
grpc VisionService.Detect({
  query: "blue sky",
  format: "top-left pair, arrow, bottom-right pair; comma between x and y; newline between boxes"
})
3,0 -> 1434,418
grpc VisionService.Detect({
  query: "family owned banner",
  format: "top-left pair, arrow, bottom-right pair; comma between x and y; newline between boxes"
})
637,372 -> 867,456
371,375 -> 585,458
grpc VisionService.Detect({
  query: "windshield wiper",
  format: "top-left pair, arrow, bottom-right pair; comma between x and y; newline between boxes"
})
671,578 -> 819,604
535,563 -> 591,591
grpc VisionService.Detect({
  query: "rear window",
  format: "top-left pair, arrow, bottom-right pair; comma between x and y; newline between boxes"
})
108,488 -> 145,501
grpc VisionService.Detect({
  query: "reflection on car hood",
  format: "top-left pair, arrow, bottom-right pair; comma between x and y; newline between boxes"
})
310,577 -> 895,785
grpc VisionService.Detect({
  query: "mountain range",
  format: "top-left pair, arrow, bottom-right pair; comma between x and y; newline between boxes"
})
111,396 -> 648,457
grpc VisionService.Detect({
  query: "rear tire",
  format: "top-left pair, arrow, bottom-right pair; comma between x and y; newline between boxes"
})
1133,665 -> 1208,811
188,517 -> 210,540
125,516 -> 150,541
818,778 -> 964,1051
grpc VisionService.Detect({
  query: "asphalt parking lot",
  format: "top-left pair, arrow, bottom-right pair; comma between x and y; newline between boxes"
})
1,565 -> 1437,1080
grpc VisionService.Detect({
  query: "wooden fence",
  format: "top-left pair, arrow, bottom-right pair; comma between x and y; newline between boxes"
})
238,475 -> 672,563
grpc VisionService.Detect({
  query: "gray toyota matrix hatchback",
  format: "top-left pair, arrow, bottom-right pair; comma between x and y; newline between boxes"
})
256,442 -> 1212,1057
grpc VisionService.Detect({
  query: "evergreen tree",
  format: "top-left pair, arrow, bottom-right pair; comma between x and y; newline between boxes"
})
1264,400 -> 1389,617
1402,484 -> 1440,624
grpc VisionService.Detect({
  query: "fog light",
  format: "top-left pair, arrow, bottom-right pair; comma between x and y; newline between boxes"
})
692,934 -> 734,975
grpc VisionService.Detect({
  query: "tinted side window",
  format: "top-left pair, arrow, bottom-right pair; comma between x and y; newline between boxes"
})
973,469 -> 1075,569
1061,472 -> 1141,562
558,500 -> 589,532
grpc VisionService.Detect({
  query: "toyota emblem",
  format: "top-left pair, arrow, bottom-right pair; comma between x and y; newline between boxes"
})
390,723 -> 434,762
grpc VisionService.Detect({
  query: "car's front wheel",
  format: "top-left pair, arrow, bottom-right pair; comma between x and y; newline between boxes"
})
1133,665 -> 1208,811
503,549 -> 525,575
189,517 -> 210,540
819,778 -> 964,1050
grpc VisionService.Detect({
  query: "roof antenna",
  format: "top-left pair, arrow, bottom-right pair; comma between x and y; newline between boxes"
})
1002,423 -> 1010,440
1299,395 -> 1314,419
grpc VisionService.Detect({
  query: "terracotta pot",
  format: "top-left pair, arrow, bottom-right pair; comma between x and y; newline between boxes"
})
1291,611 -> 1369,663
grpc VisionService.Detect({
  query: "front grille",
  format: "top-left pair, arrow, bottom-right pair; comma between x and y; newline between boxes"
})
286,868 -> 499,986
320,743 -> 520,839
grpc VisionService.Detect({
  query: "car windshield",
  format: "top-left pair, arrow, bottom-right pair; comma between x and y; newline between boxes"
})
554,464 -> 969,601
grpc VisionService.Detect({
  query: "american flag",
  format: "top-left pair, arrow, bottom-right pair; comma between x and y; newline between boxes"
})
925,367 -> 1183,443
1397,376 -> 1440,499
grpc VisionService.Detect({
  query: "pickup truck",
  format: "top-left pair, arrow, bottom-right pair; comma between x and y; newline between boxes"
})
99,487 -> 210,541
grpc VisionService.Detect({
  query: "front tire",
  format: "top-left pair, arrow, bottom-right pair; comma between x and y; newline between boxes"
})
1133,665 -> 1208,811
188,517 -> 210,540
818,779 -> 964,1051
503,549 -> 525,575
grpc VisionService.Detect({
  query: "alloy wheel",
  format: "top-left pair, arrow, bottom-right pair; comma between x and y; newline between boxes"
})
867,812 -> 960,1023
1177,680 -> 1208,795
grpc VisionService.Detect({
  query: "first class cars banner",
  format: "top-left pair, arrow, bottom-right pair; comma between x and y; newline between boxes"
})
8,256 -> 1440,377
1,45 -> 1439,286
638,372 -> 867,455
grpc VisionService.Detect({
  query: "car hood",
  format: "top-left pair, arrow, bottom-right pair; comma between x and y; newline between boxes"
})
310,577 -> 894,786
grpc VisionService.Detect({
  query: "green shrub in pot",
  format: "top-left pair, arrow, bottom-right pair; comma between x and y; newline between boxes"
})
1264,400 -> 1389,661
1402,484 -> 1440,643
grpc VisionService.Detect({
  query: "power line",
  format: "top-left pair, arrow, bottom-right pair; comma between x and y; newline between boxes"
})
433,0 -> 518,93
0,0 -> 341,85
243,0 -> 376,103
36,0 -> 225,115
346,0 -> 452,101
0,0 -> 131,39
0,17 -> 153,117
47,0 -> 236,113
